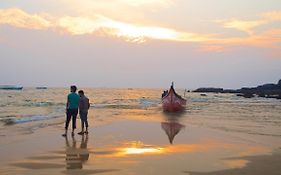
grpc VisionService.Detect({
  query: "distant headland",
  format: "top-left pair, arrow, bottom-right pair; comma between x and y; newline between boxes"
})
193,79 -> 281,99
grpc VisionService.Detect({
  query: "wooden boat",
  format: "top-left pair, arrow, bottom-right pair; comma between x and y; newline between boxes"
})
0,85 -> 23,90
162,83 -> 186,112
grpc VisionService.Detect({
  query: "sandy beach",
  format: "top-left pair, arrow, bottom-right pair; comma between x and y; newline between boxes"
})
1,115 -> 281,175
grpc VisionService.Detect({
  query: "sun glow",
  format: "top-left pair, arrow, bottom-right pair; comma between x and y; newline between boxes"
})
123,147 -> 164,155
95,140 -> 271,158
0,7 -> 280,53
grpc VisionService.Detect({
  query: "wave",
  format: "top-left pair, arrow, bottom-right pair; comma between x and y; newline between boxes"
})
92,98 -> 160,109
1,115 -> 61,125
23,101 -> 65,107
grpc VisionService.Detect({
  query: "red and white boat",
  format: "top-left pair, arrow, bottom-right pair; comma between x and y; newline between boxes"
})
162,83 -> 187,112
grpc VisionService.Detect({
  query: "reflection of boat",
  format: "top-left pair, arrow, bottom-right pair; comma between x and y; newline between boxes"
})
0,85 -> 23,90
161,122 -> 185,144
162,83 -> 186,112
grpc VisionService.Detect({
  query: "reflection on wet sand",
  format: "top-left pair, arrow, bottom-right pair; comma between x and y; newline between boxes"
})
65,135 -> 89,169
161,122 -> 185,144
161,114 -> 185,144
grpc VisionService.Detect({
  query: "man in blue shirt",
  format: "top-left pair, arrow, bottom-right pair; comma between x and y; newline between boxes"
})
62,85 -> 80,137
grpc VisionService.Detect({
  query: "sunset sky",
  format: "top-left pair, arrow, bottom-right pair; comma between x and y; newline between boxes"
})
0,0 -> 281,88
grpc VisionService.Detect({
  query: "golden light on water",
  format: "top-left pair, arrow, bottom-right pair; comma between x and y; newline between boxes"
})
122,147 -> 164,155
95,140 -> 271,158
223,159 -> 250,169
115,141 -> 165,156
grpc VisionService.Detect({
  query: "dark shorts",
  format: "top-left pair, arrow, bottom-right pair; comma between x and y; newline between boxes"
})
67,108 -> 78,117
80,111 -> 88,120
80,111 -> 89,128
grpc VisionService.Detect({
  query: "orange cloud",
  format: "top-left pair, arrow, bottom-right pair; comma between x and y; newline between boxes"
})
0,8 -> 50,30
57,16 -> 101,35
217,11 -> 281,35
0,8 -> 210,43
218,18 -> 266,35
221,29 -> 281,48
0,8 -> 280,54
56,14 -> 214,43
261,11 -> 281,21
118,0 -> 173,7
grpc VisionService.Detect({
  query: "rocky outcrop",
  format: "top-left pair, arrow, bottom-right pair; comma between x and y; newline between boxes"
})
193,79 -> 281,99
193,88 -> 223,93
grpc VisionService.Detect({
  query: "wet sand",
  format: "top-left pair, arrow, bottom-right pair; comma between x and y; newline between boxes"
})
0,117 -> 280,175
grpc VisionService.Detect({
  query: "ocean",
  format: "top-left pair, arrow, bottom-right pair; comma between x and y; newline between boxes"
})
1,87 -> 281,175
0,87 -> 280,143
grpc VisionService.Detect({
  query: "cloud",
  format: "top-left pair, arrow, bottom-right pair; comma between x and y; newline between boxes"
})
220,19 -> 266,35
0,8 -> 51,30
118,0 -> 173,7
261,11 -> 281,21
0,8 -> 211,43
57,16 -> 101,35
217,10 -> 281,35
57,0 -> 173,21
203,29 -> 281,49
0,8 -> 280,55
57,14 -> 215,43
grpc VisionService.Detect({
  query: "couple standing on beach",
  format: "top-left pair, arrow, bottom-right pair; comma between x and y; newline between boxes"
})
62,85 -> 90,137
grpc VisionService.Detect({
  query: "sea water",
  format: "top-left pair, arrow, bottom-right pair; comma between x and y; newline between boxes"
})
0,88 -> 280,142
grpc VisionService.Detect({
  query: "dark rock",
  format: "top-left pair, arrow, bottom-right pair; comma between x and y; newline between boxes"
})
193,88 -> 223,93
257,92 -> 266,97
221,89 -> 239,93
237,93 -> 254,98
194,79 -> 281,100
242,93 -> 254,98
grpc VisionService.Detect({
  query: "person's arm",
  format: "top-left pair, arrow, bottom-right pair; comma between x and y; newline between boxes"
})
87,99 -> 90,109
78,98 -> 82,111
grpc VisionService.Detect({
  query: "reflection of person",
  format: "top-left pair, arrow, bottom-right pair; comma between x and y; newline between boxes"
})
65,135 -> 82,169
79,134 -> 89,162
78,90 -> 90,135
62,85 -> 80,137
64,135 -> 90,169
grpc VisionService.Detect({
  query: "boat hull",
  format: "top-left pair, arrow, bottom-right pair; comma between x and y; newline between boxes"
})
162,86 -> 186,112
0,86 -> 23,90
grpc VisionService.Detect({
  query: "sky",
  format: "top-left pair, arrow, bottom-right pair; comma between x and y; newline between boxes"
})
0,0 -> 281,89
